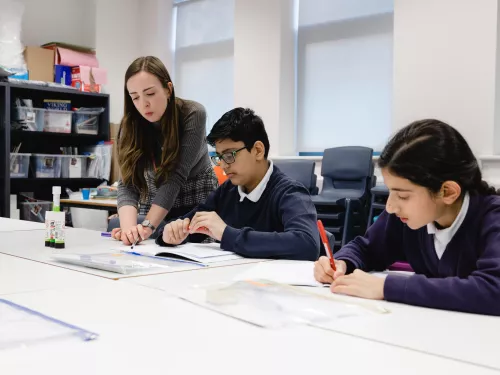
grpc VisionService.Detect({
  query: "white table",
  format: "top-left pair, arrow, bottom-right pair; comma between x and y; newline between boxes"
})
1,218 -> 498,373
125,261 -> 269,293
0,217 -> 45,232
0,228 -> 269,280
0,253 -> 112,296
312,290 -> 500,371
126,264 -> 500,371
0,281 -> 492,375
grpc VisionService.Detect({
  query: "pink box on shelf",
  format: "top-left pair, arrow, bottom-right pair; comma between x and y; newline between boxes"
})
71,66 -> 107,93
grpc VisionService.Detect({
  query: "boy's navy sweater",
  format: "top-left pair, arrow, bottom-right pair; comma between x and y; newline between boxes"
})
157,166 -> 320,261
334,194 -> 500,316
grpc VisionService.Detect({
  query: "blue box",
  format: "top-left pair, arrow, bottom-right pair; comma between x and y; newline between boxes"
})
54,65 -> 72,86
8,67 -> 29,80
44,99 -> 71,111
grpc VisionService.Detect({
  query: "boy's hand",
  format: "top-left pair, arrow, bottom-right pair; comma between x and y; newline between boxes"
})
189,212 -> 227,241
163,218 -> 191,245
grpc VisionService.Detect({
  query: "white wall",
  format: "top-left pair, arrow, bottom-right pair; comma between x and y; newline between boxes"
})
19,0 -> 96,48
174,0 -> 234,130
94,0 -> 174,124
234,0 -> 296,156
139,0 -> 175,74
94,0 -> 141,124
393,0 -> 500,155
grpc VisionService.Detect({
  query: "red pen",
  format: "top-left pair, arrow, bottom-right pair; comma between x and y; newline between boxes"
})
317,220 -> 336,271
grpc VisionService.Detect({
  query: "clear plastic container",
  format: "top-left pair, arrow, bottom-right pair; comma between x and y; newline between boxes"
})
61,155 -> 88,178
10,153 -> 31,178
72,108 -> 104,135
44,109 -> 72,133
13,107 -> 45,131
20,201 -> 53,223
32,154 -> 63,178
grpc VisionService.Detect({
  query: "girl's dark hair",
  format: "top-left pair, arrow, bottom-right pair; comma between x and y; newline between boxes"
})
118,56 -> 179,197
378,119 -> 499,196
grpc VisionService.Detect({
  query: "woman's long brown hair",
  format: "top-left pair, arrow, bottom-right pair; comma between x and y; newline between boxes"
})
118,56 -> 180,198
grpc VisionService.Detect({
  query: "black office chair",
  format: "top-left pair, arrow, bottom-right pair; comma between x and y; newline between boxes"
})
312,146 -> 374,249
274,159 -> 319,195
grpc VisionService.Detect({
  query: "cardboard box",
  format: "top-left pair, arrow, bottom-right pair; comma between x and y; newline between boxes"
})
23,46 -> 55,82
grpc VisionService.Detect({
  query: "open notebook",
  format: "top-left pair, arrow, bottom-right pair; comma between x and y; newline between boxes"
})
233,260 -> 414,287
120,242 -> 243,265
233,260 -> 326,287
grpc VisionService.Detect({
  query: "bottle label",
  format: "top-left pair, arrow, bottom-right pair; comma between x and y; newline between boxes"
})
49,219 -> 56,241
45,218 -> 51,240
54,220 -> 65,243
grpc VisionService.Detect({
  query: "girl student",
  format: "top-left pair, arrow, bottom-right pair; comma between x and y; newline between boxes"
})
314,119 -> 500,315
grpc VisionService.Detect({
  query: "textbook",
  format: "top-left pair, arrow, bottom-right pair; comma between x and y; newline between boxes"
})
121,242 -> 243,265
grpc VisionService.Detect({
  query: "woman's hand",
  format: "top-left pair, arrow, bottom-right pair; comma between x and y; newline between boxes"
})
112,225 -> 153,246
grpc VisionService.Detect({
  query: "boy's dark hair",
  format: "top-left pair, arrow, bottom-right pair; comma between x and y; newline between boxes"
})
207,108 -> 270,158
378,119 -> 499,196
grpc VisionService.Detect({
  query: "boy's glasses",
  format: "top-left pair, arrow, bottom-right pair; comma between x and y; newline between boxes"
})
211,146 -> 247,165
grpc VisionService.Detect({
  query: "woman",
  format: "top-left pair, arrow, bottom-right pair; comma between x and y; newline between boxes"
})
112,56 -> 218,245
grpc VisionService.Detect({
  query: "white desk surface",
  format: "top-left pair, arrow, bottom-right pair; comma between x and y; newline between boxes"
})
0,229 -> 269,280
1,219 -> 498,372
0,217 -> 45,232
125,261 -> 269,293
126,264 -> 500,371
0,253 -> 111,296
313,290 -> 500,371
0,281 -> 492,375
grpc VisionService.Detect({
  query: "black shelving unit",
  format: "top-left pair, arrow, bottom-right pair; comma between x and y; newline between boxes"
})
0,81 -> 110,218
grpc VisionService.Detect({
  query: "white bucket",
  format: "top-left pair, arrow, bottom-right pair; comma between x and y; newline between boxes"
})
69,193 -> 108,231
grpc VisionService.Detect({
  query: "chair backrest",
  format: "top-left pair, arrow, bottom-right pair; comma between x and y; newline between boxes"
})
321,146 -> 374,193
273,159 -> 318,194
213,165 -> 228,185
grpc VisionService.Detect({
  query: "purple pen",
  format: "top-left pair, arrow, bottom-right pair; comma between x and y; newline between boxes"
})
101,232 -> 112,237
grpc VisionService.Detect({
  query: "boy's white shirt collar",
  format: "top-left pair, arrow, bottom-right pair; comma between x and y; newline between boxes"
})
238,161 -> 274,202
427,192 -> 470,259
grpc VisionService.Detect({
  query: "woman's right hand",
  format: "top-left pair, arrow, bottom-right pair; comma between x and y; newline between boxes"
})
314,257 -> 347,284
112,226 -> 140,246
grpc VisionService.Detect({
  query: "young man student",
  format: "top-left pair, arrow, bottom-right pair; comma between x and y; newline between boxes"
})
155,107 -> 320,261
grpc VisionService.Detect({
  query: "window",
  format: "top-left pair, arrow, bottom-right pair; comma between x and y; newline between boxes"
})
174,0 -> 234,134
297,0 -> 394,153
